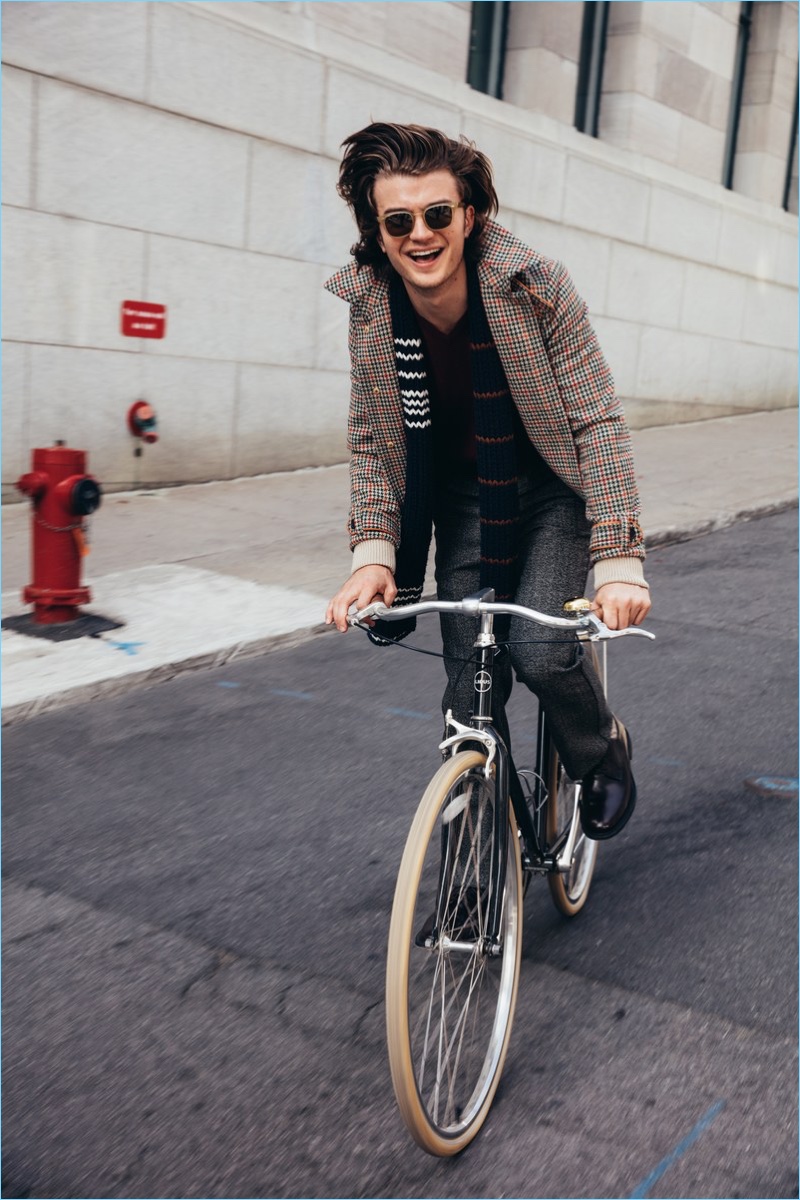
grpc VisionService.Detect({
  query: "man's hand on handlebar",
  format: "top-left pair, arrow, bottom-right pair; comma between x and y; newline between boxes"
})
591,582 -> 651,631
325,565 -> 397,633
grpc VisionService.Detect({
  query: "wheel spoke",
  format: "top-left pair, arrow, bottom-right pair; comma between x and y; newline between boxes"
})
440,952 -> 487,1124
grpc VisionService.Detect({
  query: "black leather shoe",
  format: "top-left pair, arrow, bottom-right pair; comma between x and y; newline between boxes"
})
580,721 -> 637,841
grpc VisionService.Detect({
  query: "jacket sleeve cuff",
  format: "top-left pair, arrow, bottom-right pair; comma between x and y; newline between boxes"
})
351,539 -> 397,574
593,556 -> 649,590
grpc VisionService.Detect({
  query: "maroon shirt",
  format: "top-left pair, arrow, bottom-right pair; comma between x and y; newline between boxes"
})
417,311 -> 551,481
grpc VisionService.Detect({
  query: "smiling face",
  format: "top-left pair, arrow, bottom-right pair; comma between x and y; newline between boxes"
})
373,169 -> 475,308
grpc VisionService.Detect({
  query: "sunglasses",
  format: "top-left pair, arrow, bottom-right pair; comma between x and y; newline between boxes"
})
377,202 -> 465,238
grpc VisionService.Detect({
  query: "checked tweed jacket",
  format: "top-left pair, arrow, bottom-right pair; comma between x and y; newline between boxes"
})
325,221 -> 646,580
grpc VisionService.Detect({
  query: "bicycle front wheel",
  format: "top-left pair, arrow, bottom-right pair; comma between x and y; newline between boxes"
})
385,750 -> 522,1156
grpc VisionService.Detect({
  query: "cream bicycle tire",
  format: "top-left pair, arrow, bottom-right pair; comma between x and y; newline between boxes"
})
385,750 -> 523,1156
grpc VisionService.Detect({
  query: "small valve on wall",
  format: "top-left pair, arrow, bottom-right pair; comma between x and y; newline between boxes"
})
128,401 -> 159,448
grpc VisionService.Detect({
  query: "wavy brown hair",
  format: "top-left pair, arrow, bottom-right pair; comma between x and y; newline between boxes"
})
337,122 -> 498,273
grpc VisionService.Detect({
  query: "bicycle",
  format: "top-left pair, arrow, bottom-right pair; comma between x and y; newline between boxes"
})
349,588 -> 654,1157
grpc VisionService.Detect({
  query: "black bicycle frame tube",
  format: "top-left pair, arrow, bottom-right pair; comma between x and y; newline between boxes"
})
465,603 -> 556,943
481,723 -> 508,946
468,625 -> 508,946
471,642 -> 552,940
506,725 -> 552,871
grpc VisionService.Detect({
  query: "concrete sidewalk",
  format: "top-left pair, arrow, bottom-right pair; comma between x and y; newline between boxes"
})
2,408 -> 797,722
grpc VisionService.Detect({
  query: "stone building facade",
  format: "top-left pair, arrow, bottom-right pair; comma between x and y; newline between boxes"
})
2,0 -> 797,495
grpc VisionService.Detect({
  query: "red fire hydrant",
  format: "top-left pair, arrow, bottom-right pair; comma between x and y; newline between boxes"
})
16,445 -> 102,624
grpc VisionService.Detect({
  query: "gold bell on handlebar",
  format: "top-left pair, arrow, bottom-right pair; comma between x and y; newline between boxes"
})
563,598 -> 592,617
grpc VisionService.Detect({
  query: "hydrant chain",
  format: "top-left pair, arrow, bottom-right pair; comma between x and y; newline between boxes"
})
33,512 -> 84,534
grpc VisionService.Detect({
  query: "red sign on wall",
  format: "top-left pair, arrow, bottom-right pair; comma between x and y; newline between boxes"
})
121,301 -> 167,339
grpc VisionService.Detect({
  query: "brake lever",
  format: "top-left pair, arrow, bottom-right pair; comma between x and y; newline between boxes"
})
588,626 -> 656,642
347,601 -> 391,628
581,612 -> 655,641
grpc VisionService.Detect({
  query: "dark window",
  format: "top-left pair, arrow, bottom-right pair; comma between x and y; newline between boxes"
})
575,0 -> 610,136
722,0 -> 755,190
782,72 -> 798,213
467,1 -> 510,99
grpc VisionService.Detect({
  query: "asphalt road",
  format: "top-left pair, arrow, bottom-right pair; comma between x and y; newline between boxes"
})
3,508 -> 798,1199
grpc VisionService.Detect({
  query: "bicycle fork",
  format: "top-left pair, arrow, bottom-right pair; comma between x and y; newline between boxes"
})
436,600 -> 508,957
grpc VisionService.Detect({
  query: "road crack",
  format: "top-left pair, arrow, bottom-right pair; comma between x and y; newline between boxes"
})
178,947 -> 240,1001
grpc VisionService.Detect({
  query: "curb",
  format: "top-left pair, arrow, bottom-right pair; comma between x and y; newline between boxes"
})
1,623 -> 332,726
644,497 -> 797,549
3,497 -> 796,725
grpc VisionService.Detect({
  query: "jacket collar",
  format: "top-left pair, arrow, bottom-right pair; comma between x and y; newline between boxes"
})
324,220 -> 555,312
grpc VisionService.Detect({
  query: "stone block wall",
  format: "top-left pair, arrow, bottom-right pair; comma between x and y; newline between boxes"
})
2,0 -> 797,496
504,2 -> 584,126
734,1 -> 799,207
601,1 -> 739,182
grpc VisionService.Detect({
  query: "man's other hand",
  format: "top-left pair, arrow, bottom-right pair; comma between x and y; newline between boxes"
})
591,582 -> 651,631
325,566 -> 398,632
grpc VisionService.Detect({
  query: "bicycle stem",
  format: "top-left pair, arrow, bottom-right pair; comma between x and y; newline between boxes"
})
472,609 -> 496,726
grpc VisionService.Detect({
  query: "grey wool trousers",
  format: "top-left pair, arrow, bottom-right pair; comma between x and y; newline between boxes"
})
433,470 -> 614,780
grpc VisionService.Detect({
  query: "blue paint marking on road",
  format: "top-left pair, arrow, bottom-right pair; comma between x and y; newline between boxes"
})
269,689 -> 315,701
629,1099 -> 727,1199
216,682 -> 241,689
753,775 -> 799,792
108,640 -> 145,657
386,707 -> 434,721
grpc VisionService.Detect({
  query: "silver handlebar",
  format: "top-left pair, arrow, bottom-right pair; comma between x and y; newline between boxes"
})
348,598 -> 655,642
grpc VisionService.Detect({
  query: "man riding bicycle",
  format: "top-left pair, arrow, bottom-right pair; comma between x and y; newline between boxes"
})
325,121 -> 652,841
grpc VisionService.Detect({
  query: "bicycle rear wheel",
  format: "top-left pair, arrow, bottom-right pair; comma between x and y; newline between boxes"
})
385,750 -> 522,1156
546,641 -> 602,916
545,742 -> 598,915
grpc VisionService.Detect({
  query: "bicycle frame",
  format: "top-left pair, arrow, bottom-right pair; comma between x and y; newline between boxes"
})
436,593 -> 572,951
351,585 -> 652,953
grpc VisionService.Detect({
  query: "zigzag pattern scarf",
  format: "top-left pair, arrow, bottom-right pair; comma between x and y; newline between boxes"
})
370,263 -> 520,644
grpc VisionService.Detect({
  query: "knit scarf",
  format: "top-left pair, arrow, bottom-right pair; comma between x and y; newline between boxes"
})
369,262 -> 520,645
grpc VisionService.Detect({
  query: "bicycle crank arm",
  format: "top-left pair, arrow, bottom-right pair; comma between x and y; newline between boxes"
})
555,782 -> 583,873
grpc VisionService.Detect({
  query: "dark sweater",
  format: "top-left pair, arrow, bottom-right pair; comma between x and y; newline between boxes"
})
416,310 -> 553,482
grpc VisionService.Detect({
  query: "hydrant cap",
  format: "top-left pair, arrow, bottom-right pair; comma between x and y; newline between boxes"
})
16,470 -> 50,499
71,477 -> 102,516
